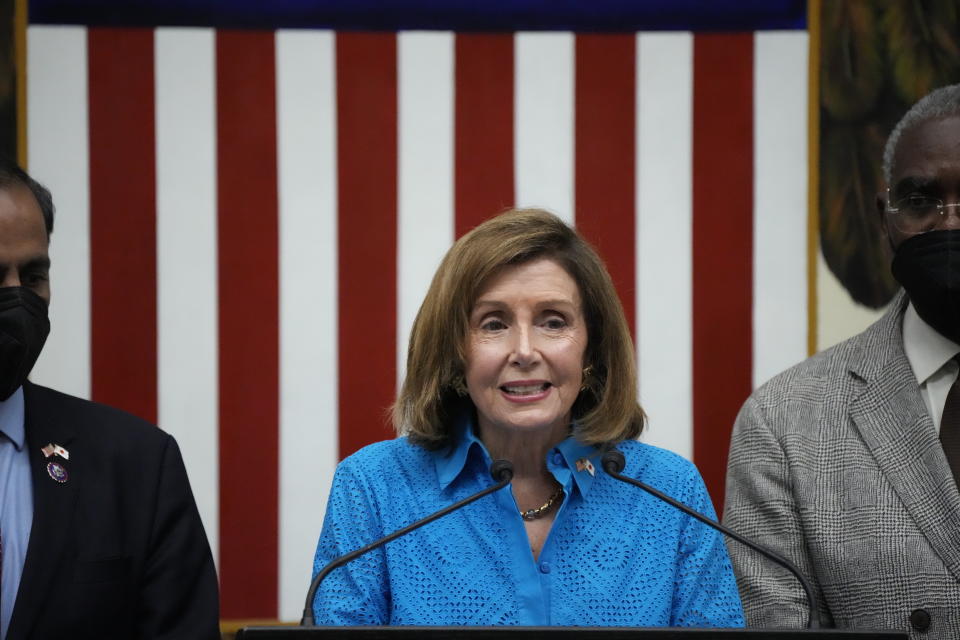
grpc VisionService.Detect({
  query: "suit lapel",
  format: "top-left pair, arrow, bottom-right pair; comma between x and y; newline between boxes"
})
8,382 -> 79,639
849,294 -> 960,580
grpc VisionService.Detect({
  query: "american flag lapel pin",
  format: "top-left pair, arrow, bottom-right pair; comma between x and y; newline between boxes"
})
41,443 -> 70,483
41,443 -> 70,460
575,458 -> 596,477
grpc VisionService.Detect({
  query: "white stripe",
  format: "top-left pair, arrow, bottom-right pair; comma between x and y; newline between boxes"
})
752,31 -> 809,387
636,32 -> 694,460
514,32 -> 574,223
154,27 -> 220,570
26,26 -> 91,399
276,29 -> 339,622
397,32 -> 455,389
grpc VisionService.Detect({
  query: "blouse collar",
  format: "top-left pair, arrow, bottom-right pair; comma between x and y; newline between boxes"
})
435,408 -> 601,499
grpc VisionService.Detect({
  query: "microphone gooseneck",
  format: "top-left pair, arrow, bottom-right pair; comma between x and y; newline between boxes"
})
490,458 -> 515,483
600,449 -> 626,474
600,449 -> 821,630
301,458 -> 514,626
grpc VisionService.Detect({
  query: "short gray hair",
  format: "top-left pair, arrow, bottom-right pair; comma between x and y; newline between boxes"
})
883,84 -> 960,184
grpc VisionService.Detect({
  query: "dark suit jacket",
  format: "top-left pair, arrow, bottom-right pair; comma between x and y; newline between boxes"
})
7,382 -> 220,639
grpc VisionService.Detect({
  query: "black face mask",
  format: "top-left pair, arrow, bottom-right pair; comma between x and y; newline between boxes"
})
891,229 -> 960,345
0,287 -> 50,401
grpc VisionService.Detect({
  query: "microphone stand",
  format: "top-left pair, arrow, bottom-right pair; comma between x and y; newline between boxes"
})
301,459 -> 515,626
601,450 -> 821,630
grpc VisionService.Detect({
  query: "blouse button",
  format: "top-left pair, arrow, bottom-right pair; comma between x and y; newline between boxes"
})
539,562 -> 551,574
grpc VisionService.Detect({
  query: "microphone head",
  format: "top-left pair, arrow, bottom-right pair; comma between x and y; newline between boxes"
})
490,459 -> 514,482
601,449 -> 626,474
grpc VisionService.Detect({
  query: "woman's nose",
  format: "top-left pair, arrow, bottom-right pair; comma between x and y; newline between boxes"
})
510,327 -> 538,366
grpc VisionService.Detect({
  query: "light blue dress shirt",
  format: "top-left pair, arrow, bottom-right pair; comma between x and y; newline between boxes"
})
0,387 -> 33,640
312,412 -> 744,627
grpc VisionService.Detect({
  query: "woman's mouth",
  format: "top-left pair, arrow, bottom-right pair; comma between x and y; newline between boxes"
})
500,381 -> 552,397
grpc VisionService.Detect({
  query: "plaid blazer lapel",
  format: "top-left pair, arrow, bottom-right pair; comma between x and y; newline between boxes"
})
848,293 -> 960,581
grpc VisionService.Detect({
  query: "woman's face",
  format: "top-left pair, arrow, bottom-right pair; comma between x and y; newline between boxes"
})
465,257 -> 588,441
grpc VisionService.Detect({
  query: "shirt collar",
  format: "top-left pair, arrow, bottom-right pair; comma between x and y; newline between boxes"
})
434,408 -> 602,498
0,386 -> 26,450
903,302 -> 960,385
436,409 -> 489,490
553,434 -> 600,498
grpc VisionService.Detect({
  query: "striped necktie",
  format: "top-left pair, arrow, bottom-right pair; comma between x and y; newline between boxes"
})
940,356 -> 960,487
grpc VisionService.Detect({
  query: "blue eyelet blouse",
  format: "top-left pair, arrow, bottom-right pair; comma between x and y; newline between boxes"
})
311,414 -> 744,627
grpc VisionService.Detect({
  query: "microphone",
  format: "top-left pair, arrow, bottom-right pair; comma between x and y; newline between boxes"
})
301,459 -> 515,626
601,449 -> 821,630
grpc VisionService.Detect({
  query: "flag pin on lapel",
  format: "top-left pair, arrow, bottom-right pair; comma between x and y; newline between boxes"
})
41,443 -> 69,460
41,444 -> 70,483
575,457 -> 596,477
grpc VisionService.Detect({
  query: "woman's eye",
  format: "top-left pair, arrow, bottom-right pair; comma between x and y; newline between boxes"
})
543,317 -> 567,330
480,319 -> 506,331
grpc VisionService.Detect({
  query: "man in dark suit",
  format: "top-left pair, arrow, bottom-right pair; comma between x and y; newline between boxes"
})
0,157 -> 219,639
724,85 -> 960,637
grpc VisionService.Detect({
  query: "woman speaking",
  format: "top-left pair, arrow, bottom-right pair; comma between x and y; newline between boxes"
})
311,208 -> 743,627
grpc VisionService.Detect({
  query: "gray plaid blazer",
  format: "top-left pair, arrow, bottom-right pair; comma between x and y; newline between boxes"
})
723,292 -> 960,638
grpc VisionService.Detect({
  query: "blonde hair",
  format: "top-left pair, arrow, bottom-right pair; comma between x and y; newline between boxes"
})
393,208 -> 645,448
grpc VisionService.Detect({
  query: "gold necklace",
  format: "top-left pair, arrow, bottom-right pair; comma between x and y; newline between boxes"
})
520,487 -> 564,521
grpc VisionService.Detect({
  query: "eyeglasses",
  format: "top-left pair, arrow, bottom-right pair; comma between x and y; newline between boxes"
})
886,189 -> 960,234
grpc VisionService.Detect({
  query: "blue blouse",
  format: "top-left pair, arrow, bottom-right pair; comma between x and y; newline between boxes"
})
311,417 -> 744,627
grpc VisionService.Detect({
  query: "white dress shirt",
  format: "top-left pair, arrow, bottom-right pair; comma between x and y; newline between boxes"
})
902,303 -> 960,432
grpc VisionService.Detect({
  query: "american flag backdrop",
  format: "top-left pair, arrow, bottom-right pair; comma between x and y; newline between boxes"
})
22,1 -> 815,623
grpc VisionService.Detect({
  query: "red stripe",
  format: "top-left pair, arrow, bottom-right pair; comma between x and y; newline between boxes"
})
692,33 -> 754,513
87,28 -> 157,424
574,34 -> 636,336
337,33 -> 398,459
216,30 -> 279,618
454,34 -> 514,237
